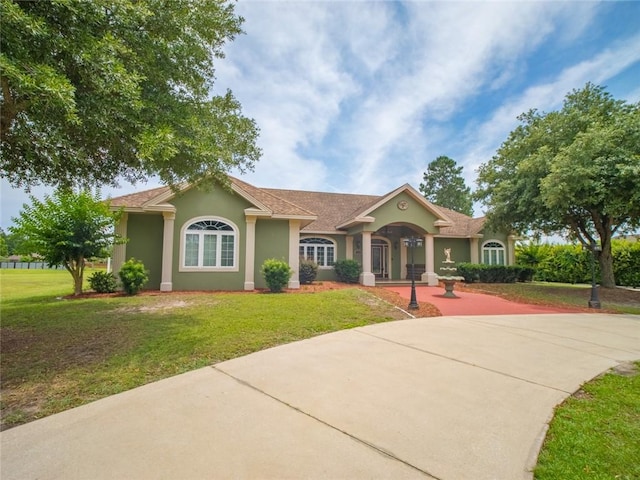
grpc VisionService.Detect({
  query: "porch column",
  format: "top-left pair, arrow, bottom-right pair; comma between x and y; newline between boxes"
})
421,233 -> 438,286
160,212 -> 175,292
345,235 -> 354,260
244,216 -> 257,290
359,231 -> 375,286
288,220 -> 301,289
112,213 -> 128,276
470,238 -> 479,264
400,240 -> 408,279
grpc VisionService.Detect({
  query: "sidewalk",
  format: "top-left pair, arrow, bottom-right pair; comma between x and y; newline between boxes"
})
386,285 -> 584,316
2,313 -> 639,480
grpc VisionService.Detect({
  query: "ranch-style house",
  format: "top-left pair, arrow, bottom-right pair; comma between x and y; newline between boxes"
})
109,176 -> 515,291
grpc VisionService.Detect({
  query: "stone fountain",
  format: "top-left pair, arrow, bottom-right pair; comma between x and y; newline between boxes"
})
437,248 -> 465,298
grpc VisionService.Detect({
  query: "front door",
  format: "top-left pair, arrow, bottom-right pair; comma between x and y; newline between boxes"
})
372,241 -> 389,278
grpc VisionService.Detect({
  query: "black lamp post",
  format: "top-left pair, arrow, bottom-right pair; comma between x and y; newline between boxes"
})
404,237 -> 423,310
588,242 -> 601,309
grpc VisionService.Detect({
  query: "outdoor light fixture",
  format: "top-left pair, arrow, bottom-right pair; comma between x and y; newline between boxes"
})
404,237 -> 424,310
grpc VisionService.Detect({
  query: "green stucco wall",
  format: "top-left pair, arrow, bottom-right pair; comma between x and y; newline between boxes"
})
126,213 -> 164,289
434,237 -> 471,267
369,193 -> 440,233
169,187 -> 253,290
254,219 -> 290,289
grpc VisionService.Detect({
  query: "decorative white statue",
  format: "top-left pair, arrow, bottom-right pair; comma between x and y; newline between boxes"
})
444,248 -> 452,263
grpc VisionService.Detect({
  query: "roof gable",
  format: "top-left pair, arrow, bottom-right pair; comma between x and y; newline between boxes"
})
336,184 -> 454,229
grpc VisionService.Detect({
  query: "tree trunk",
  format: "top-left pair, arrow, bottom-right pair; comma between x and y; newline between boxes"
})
66,257 -> 85,296
598,231 -> 615,288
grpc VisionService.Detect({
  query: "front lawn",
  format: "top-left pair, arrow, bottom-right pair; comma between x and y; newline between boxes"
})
0,269 -> 404,430
535,362 -> 640,480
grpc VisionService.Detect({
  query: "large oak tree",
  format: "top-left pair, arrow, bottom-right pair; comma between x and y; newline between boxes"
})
476,83 -> 640,287
1,0 -> 260,189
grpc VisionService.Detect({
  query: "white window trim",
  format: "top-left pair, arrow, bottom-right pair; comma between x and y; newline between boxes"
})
299,236 -> 337,269
482,240 -> 506,266
179,216 -> 239,272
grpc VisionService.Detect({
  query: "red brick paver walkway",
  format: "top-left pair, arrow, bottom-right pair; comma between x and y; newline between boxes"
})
386,285 -> 584,316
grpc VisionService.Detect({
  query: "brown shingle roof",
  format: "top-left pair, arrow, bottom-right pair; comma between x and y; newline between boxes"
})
109,178 -> 485,235
262,188 -> 379,232
437,206 -> 486,236
109,185 -> 171,209
230,177 -> 315,217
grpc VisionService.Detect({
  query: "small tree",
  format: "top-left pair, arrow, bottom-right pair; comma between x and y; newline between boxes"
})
261,258 -> 292,293
10,189 -> 124,296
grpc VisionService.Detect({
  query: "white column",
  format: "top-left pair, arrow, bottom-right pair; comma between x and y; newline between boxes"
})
160,212 -> 175,292
244,216 -> 257,290
359,231 -> 375,286
345,235 -> 354,260
400,240 -> 408,279
470,238 -> 479,264
508,235 -> 516,266
422,233 -> 438,286
112,213 -> 128,276
288,220 -> 301,289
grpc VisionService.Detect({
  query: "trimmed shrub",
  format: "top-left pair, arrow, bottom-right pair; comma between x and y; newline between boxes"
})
456,263 -> 521,283
517,266 -> 536,282
88,270 -> 118,293
333,259 -> 361,283
613,239 -> 640,287
118,258 -> 149,295
261,258 -> 293,293
456,263 -> 479,283
299,258 -> 318,285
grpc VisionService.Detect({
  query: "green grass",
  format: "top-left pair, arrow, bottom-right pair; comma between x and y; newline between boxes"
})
535,363 -> 640,480
1,269 -> 401,429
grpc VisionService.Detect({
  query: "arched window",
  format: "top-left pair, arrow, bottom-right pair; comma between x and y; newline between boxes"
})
299,237 -> 336,267
482,241 -> 506,265
181,218 -> 238,270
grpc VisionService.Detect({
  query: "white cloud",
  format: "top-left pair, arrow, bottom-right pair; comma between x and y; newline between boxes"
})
2,1 -> 638,227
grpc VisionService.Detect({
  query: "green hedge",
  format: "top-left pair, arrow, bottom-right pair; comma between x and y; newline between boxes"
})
457,263 -> 529,283
515,240 -> 640,287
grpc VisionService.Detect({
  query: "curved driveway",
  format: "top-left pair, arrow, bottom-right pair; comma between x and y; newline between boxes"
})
2,313 -> 639,480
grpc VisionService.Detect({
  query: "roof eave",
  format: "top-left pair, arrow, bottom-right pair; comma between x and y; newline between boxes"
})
335,216 -> 376,230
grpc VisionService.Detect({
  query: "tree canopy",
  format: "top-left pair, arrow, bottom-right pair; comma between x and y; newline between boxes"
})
419,155 -> 473,216
10,190 -> 125,295
475,83 -> 640,287
0,0 -> 260,190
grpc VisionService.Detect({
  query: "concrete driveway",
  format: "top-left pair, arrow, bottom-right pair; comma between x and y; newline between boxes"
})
2,313 -> 639,480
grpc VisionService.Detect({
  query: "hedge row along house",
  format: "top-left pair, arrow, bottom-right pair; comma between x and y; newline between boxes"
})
109,176 -> 515,291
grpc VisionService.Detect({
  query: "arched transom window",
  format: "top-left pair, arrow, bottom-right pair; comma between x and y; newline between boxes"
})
299,237 -> 336,267
482,241 -> 506,265
181,218 -> 237,270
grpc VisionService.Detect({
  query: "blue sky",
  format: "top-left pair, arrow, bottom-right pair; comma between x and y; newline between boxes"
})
2,0 -> 639,228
